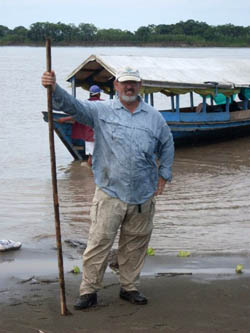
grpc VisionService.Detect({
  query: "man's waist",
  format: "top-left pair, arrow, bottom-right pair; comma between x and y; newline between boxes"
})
95,184 -> 155,205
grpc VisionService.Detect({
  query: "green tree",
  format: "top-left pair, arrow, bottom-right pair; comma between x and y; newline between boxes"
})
180,20 -> 209,36
0,25 -> 10,38
11,26 -> 28,42
28,22 -> 48,41
155,24 -> 172,35
78,23 -> 97,41
135,26 -> 151,41
96,28 -> 133,42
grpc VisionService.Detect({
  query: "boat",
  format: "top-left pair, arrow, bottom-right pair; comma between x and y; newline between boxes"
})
43,54 -> 250,160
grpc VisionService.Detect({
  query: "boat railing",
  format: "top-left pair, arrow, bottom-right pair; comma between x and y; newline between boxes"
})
157,96 -> 250,123
160,110 -> 230,122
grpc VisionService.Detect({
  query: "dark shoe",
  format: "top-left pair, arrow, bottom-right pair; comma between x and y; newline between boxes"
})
74,293 -> 97,310
120,288 -> 148,305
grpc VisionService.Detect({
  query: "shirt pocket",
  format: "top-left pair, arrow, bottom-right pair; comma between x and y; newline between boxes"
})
99,114 -> 127,143
134,126 -> 157,155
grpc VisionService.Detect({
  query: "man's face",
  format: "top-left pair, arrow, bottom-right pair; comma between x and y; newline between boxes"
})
114,80 -> 142,103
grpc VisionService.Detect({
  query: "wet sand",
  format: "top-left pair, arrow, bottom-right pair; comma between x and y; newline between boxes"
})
1,250 -> 250,333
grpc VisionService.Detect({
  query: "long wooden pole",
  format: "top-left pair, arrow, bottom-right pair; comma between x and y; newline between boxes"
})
46,39 -> 69,316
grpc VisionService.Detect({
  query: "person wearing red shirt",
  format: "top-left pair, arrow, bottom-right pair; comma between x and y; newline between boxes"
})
57,85 -> 103,166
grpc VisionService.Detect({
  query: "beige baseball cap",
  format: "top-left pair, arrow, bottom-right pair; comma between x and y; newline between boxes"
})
116,66 -> 141,82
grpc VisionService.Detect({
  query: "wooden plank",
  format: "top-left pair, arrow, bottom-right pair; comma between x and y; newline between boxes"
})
230,109 -> 250,120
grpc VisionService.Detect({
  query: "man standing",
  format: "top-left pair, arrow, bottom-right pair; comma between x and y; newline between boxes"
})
42,66 -> 174,310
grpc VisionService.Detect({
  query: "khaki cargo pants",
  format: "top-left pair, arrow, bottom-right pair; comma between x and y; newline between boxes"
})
80,186 -> 155,295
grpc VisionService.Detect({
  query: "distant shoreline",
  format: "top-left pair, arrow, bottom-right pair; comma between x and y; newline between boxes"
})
1,41 -> 250,48
2,21 -> 250,49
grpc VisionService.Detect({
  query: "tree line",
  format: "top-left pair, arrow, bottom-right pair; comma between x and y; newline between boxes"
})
1,20 -> 250,47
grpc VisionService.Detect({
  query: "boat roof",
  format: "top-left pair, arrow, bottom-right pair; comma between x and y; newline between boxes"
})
66,54 -> 250,95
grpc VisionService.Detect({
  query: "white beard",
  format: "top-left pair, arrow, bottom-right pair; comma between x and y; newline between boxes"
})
120,95 -> 138,103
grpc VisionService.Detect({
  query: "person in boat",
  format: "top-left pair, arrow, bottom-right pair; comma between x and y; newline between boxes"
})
41,67 -> 174,310
57,85 -> 103,167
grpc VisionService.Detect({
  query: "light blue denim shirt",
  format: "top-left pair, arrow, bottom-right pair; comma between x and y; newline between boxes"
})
52,84 -> 174,204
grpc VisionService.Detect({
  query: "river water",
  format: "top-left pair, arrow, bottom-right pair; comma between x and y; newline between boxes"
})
1,46 -> 250,261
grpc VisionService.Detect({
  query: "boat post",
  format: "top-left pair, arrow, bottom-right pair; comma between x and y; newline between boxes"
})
190,92 -> 194,111
109,85 -> 114,99
202,96 -> 207,113
210,95 -> 214,106
150,93 -> 154,106
71,76 -> 76,97
225,97 -> 230,113
243,98 -> 248,110
171,95 -> 175,111
45,38 -> 70,316
176,95 -> 180,114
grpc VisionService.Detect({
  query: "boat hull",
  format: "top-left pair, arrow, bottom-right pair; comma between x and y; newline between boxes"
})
43,111 -> 250,159
169,119 -> 250,145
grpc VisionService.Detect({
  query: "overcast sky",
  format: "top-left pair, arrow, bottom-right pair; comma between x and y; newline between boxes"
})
1,0 -> 249,31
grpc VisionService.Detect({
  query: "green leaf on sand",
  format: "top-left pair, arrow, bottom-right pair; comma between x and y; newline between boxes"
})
177,250 -> 191,257
73,265 -> 81,274
235,264 -> 243,274
147,247 -> 155,256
